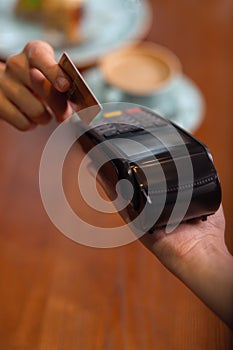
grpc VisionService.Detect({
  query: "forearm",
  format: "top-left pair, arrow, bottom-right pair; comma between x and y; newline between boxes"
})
141,206 -> 233,328
177,241 -> 233,329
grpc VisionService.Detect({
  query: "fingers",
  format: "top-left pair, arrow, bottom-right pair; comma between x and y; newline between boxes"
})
23,41 -> 70,92
22,41 -> 73,121
0,90 -> 35,131
28,68 -> 73,122
0,66 -> 53,126
3,70 -> 52,120
21,41 -> 73,122
0,40 -> 73,130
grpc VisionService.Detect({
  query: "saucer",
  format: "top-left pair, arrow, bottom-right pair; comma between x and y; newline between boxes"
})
83,67 -> 205,133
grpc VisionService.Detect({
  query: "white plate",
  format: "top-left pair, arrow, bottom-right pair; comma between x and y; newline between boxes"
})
0,0 -> 152,67
83,67 -> 205,133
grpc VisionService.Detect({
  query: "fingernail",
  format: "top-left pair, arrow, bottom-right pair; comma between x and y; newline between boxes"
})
55,77 -> 70,91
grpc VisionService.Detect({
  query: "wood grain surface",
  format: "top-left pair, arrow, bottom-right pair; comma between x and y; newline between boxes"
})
0,0 -> 232,349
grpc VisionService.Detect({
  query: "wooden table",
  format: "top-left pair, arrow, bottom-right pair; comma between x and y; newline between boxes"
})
0,0 -> 232,348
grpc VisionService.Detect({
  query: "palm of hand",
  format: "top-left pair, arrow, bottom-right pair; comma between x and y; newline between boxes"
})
140,206 -> 226,275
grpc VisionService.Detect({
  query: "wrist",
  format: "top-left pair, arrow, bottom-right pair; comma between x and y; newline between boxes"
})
177,239 -> 233,329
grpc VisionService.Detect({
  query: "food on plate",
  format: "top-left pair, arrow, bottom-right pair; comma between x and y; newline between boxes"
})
15,0 -> 86,44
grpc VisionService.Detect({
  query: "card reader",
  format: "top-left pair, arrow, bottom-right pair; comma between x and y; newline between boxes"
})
78,104 -> 221,233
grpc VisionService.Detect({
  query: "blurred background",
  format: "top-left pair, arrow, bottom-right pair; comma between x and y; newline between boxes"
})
0,0 -> 232,349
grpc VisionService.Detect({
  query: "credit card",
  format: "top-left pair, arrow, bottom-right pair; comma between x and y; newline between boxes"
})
58,52 -> 102,125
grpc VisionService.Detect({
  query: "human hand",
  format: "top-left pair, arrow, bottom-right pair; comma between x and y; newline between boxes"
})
0,40 -> 72,131
141,206 -> 233,329
141,206 -> 226,276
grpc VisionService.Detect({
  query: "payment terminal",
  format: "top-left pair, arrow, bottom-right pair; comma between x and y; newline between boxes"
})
78,104 -> 221,233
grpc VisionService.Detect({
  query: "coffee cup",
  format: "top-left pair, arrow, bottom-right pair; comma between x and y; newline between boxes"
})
98,42 -> 182,113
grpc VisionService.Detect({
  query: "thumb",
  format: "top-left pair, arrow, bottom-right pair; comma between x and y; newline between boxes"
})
23,40 -> 71,92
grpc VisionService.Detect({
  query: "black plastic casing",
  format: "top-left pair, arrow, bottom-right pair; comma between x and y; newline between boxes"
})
78,110 -> 221,233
